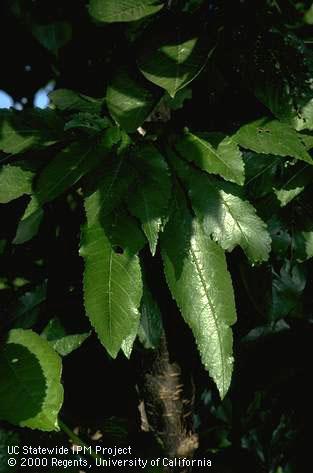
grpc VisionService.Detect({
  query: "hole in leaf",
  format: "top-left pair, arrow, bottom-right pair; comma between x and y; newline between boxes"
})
113,246 -> 124,255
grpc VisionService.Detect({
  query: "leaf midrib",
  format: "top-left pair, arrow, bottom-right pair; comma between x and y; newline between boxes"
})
189,236 -> 226,394
207,178 -> 251,250
37,144 -> 93,204
92,154 -> 126,222
101,1 -> 162,21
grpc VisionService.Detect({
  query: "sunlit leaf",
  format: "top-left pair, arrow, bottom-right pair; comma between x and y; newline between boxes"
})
161,188 -> 236,398
234,118 -> 312,164
0,164 -> 34,203
89,0 -> 164,23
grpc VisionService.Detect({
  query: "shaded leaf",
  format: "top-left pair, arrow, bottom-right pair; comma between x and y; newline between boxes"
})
176,131 -> 245,185
102,209 -> 147,254
13,196 -> 43,244
35,131 -> 120,204
127,144 -> 171,254
182,0 -> 205,13
242,320 -> 289,343
106,68 -> 159,132
267,216 -> 291,259
138,28 -> 211,97
13,283 -> 47,329
271,262 -> 306,320
304,4 -> 313,24
49,89 -> 103,114
244,151 -> 281,198
64,112 -> 110,132
42,319 -> 90,357
164,88 -> 192,110
273,163 -> 313,207
0,329 -> 63,431
138,285 -> 163,349
0,109 -> 64,155
32,22 -> 72,55
84,153 -> 133,226
13,131 -> 121,246
249,32 -> 313,131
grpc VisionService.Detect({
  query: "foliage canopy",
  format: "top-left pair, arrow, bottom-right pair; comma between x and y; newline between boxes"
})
0,1 -> 313,471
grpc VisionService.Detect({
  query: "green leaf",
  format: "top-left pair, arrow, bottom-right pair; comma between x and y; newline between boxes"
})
304,4 -> 313,24
36,130 -> 121,205
294,231 -> 313,262
0,109 -> 64,155
234,118 -> 312,164
182,0 -> 205,12
89,0 -> 164,23
84,159 -> 133,228
249,32 -> 313,131
127,144 -> 171,255
32,22 -> 72,55
244,152 -> 281,199
51,334 -> 90,357
176,131 -> 245,185
138,29 -> 211,97
163,88 -> 192,110
268,216 -> 291,259
64,112 -> 110,132
161,190 -> 236,398
13,132 -> 120,246
42,319 -> 90,357
274,187 -> 303,208
80,215 -> 143,358
49,89 -> 103,114
169,150 -> 271,263
121,318 -> 140,358
0,329 -> 63,431
13,196 -> 43,244
13,283 -> 47,329
106,68 -> 159,132
0,164 -> 34,203
138,285 -> 163,349
103,209 -> 147,254
300,132 -> 313,150
273,163 -> 313,207
271,262 -> 306,320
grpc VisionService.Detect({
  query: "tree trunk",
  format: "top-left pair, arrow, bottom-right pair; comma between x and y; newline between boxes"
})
136,331 -> 198,472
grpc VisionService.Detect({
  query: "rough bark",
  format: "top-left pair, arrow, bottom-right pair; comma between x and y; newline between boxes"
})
136,332 -> 198,473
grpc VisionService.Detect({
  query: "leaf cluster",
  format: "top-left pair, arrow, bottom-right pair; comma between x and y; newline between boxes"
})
0,1 -> 313,471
